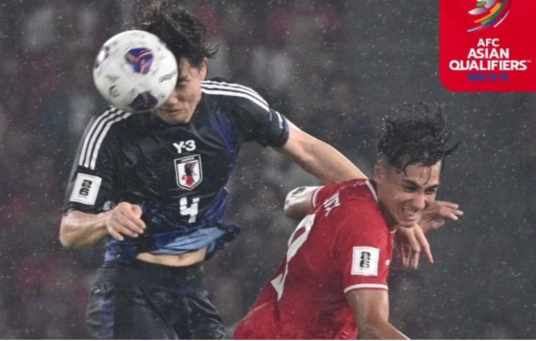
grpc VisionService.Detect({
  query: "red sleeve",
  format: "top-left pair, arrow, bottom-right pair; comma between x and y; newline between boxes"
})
332,201 -> 392,293
313,182 -> 342,209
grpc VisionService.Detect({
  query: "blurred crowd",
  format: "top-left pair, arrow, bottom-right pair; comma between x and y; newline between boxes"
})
1,0 -> 534,338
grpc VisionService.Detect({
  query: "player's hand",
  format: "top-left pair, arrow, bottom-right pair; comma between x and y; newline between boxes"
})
395,224 -> 431,269
395,201 -> 463,269
420,200 -> 463,234
103,202 -> 146,241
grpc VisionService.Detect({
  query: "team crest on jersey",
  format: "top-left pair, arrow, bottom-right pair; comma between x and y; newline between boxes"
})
174,154 -> 203,190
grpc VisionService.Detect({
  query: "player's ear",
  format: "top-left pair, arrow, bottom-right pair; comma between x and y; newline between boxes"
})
199,58 -> 208,80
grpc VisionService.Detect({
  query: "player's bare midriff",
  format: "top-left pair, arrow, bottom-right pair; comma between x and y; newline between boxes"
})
136,247 -> 207,267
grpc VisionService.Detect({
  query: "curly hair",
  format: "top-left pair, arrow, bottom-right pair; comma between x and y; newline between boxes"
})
377,103 -> 458,171
136,0 -> 217,68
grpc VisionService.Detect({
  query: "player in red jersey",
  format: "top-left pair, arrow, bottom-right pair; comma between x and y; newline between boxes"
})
234,108 -> 462,339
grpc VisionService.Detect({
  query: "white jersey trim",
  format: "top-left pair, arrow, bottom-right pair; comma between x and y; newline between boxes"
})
273,110 -> 285,129
201,89 -> 270,112
201,81 -> 270,112
79,108 -> 118,168
202,80 -> 268,106
365,180 -> 379,202
343,283 -> 388,293
78,108 -> 132,170
312,186 -> 321,208
89,111 -> 132,169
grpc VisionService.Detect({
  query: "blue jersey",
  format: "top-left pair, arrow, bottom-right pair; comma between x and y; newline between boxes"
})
63,80 -> 289,264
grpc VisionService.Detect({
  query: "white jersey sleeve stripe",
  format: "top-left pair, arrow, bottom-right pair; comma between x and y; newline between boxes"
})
201,88 -> 270,112
365,180 -> 379,202
81,109 -> 125,168
274,110 -> 284,129
89,111 -> 132,170
343,283 -> 388,293
78,108 -> 119,167
202,82 -> 268,107
202,81 -> 269,106
312,186 -> 321,208
202,81 -> 268,104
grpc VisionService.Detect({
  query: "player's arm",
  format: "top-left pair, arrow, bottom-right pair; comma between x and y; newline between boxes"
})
346,289 -> 409,340
231,92 -> 366,183
281,122 -> 367,183
59,202 -> 146,249
59,112 -> 146,249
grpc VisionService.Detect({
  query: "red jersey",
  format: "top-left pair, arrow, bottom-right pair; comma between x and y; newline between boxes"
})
234,179 -> 394,339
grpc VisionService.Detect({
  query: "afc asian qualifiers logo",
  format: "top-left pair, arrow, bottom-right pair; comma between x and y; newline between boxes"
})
440,0 -> 536,92
467,0 -> 511,32
174,154 -> 203,191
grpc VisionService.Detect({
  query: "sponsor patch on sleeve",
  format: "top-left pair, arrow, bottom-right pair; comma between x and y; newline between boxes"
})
351,246 -> 380,276
69,173 -> 102,206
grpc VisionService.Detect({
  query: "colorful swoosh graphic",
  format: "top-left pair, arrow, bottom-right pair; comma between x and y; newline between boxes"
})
467,0 -> 511,32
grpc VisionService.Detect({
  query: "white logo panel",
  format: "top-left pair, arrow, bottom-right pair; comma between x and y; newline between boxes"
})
69,173 -> 102,205
351,246 -> 380,276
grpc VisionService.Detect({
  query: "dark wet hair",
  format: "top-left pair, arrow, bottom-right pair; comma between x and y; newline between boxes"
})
377,103 -> 458,172
137,0 -> 217,68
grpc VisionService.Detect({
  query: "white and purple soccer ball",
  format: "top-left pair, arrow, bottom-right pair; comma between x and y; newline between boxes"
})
93,30 -> 178,112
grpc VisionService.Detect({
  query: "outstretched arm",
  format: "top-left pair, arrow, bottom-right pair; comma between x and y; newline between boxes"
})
346,289 -> 409,339
280,122 -> 367,184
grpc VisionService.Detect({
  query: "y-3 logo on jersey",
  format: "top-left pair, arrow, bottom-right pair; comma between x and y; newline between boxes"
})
174,154 -> 203,191
173,140 -> 196,154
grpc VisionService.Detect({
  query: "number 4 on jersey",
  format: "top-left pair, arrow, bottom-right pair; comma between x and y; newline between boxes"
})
180,196 -> 200,223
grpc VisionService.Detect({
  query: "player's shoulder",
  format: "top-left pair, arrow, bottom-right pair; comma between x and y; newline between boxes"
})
76,107 -> 136,170
90,106 -> 136,125
329,179 -> 378,205
201,79 -> 270,112
87,106 -> 139,134
314,179 -> 378,216
322,179 -> 385,228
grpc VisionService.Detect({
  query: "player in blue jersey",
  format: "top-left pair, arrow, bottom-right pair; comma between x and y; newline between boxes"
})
59,3 -> 432,339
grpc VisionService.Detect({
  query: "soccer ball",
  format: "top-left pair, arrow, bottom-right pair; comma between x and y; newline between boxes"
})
93,30 -> 178,113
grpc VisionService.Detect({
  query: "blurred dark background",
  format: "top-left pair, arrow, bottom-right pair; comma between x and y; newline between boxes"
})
1,0 -> 535,338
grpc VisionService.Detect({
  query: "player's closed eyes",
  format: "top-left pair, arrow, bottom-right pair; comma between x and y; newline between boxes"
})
175,77 -> 188,88
402,185 -> 418,193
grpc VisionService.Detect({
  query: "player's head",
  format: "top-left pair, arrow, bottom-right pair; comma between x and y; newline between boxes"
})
138,1 -> 217,124
138,1 -> 217,69
373,104 -> 457,228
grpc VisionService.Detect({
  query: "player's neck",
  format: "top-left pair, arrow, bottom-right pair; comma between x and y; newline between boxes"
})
377,202 -> 398,231
370,180 -> 398,231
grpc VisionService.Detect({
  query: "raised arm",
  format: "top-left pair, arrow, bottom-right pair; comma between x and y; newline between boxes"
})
281,122 -> 367,183
346,289 -> 409,340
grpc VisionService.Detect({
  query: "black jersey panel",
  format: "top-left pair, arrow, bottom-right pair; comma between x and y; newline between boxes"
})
63,109 -> 128,214
63,81 -> 288,261
201,80 -> 289,147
